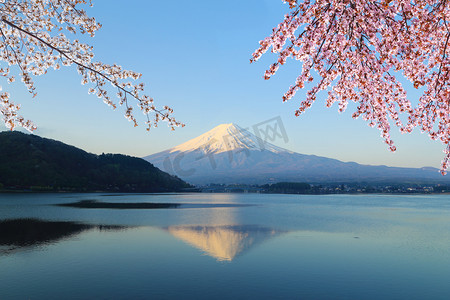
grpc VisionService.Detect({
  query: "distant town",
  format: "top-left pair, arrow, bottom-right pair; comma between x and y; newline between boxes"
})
200,182 -> 450,194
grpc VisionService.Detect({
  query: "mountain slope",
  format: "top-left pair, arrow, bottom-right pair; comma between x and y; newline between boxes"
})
168,123 -> 290,155
0,131 -> 190,192
144,123 -> 449,185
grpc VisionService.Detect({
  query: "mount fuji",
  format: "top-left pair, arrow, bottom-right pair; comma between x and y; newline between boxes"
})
144,123 -> 447,185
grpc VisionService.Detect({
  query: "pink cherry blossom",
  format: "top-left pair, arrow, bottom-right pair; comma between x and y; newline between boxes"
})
0,0 -> 183,132
252,0 -> 450,174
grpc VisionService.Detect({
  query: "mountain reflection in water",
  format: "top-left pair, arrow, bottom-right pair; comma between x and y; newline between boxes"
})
167,225 -> 285,261
0,218 -> 126,254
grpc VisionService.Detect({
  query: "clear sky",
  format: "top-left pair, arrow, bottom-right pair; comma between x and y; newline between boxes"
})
2,0 -> 445,169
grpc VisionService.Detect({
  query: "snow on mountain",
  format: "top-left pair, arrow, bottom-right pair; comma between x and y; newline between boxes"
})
169,123 -> 291,155
144,123 -> 446,185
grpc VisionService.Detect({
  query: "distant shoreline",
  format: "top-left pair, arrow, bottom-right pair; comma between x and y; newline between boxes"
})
0,189 -> 199,194
1,189 -> 449,196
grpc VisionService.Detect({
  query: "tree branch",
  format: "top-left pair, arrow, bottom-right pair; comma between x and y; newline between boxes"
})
0,17 -> 169,120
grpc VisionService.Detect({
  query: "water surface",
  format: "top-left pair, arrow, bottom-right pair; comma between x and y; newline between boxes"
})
1,193 -> 450,299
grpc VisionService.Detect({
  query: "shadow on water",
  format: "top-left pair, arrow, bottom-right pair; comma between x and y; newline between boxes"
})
55,200 -> 253,209
56,200 -> 181,209
166,225 -> 287,262
0,218 -> 127,255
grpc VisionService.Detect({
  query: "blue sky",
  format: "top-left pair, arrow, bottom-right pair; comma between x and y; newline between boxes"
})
2,0 -> 445,168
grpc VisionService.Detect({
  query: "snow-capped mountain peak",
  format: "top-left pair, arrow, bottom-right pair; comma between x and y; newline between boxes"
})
144,123 -> 445,185
169,123 -> 290,154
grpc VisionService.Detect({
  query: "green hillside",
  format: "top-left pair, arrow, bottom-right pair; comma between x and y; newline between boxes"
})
0,131 -> 191,192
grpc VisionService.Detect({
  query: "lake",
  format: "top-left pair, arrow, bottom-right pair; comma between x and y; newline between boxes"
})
1,193 -> 450,299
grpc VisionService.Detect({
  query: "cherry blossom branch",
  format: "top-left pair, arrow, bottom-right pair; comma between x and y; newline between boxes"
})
0,5 -> 183,131
252,0 -> 450,174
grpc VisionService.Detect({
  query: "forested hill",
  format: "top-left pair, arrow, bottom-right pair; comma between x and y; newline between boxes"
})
0,131 -> 191,192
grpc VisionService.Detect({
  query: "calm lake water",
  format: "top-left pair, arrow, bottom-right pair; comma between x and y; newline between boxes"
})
1,193 -> 450,299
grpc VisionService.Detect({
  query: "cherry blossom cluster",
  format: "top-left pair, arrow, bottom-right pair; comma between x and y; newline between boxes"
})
252,0 -> 450,174
0,0 -> 183,132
